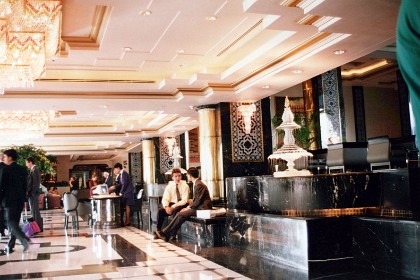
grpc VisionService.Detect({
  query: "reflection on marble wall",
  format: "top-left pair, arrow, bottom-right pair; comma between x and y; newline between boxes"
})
179,217 -> 226,247
226,210 -> 353,274
353,217 -> 420,279
227,173 -> 381,213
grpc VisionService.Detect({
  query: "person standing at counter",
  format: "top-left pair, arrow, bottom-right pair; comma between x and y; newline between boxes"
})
25,157 -> 43,232
155,167 -> 212,242
153,168 -> 189,238
103,171 -> 113,188
69,176 -> 79,195
112,163 -> 134,226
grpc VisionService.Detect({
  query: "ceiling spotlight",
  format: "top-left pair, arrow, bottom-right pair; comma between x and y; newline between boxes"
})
99,105 -> 109,108
292,69 -> 303,74
176,50 -> 185,54
205,16 -> 217,21
123,47 -> 132,51
333,49 -> 346,55
262,85 -> 270,89
140,10 -> 152,16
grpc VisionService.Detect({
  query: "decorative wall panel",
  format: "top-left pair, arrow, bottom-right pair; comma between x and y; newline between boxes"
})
230,101 -> 264,162
128,152 -> 141,184
319,68 -> 346,148
159,136 -> 181,173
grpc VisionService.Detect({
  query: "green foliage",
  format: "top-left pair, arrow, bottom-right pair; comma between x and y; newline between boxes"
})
3,144 -> 57,175
272,112 -> 318,150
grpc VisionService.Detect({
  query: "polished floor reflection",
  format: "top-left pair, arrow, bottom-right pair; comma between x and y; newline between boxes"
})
0,209 -> 249,280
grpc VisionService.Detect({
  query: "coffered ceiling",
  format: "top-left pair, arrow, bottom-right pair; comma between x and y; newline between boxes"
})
0,0 -> 401,157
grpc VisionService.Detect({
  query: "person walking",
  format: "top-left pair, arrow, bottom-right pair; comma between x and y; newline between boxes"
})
25,157 -> 43,232
0,149 -> 29,255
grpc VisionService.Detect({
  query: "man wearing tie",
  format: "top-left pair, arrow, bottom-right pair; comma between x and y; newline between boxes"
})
156,167 -> 212,242
26,157 -> 43,232
154,168 -> 189,238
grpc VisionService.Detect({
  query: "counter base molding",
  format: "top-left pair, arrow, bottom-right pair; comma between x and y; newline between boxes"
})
352,217 -> 420,279
226,211 -> 353,275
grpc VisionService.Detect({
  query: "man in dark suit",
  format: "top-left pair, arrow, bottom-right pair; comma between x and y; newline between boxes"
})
112,163 -> 134,226
156,167 -> 212,242
25,157 -> 43,232
0,159 -> 6,237
0,149 -> 29,255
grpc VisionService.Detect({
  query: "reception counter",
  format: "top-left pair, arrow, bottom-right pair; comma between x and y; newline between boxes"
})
92,194 -> 122,229
226,172 -> 382,214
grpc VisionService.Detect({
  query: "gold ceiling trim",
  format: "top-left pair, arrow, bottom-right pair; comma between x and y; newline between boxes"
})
280,0 -> 302,7
38,78 -> 156,83
61,5 -> 111,53
341,60 -> 394,79
216,19 -> 264,57
48,124 -> 114,128
298,15 -> 322,25
342,64 -> 398,81
231,32 -> 331,87
3,91 -> 175,99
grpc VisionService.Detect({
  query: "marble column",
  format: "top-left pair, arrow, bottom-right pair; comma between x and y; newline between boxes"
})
197,105 -> 223,199
142,139 -> 155,184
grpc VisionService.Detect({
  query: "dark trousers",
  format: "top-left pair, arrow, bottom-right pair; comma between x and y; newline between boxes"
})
4,205 -> 28,250
157,204 -> 187,230
28,193 -> 43,231
0,208 -> 5,235
162,208 -> 196,236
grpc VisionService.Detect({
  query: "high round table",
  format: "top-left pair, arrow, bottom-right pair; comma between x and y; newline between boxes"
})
92,194 -> 122,229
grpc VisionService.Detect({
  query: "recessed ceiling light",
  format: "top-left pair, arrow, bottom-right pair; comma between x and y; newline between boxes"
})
176,50 -> 185,54
140,10 -> 152,16
99,105 -> 108,108
292,69 -> 303,74
262,85 -> 270,89
333,49 -> 346,55
171,130 -> 176,133
123,47 -> 132,51
205,15 -> 217,21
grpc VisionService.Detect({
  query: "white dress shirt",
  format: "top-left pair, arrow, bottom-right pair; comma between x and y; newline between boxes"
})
161,180 -> 189,208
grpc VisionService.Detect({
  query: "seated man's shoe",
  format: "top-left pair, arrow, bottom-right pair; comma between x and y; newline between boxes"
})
155,230 -> 170,242
153,230 -> 161,239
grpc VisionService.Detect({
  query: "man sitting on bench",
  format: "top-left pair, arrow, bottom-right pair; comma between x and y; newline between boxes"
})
154,168 -> 189,238
155,167 -> 212,242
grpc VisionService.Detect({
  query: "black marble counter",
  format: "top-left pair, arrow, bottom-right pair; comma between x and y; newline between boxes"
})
225,210 -> 353,274
352,217 -> 420,279
227,173 -> 381,213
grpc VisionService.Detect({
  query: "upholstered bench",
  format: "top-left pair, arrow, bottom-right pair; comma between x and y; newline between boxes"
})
177,216 -> 227,247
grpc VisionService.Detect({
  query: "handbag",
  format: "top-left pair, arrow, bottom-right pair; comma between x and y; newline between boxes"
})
30,221 -> 41,233
23,222 -> 34,238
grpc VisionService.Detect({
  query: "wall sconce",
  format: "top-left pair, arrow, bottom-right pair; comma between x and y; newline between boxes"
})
238,103 -> 256,134
164,137 -> 176,156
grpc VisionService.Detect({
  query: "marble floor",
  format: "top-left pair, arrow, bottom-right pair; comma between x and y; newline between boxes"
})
0,209 -> 249,280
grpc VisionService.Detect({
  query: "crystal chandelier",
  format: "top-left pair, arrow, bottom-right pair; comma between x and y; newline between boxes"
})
0,0 -> 62,94
0,110 -> 51,138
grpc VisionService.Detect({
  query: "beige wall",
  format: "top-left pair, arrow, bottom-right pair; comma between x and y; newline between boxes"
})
56,152 -> 129,183
363,87 -> 401,139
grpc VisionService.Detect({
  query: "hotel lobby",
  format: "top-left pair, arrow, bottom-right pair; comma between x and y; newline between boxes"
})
1,0 -> 419,279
